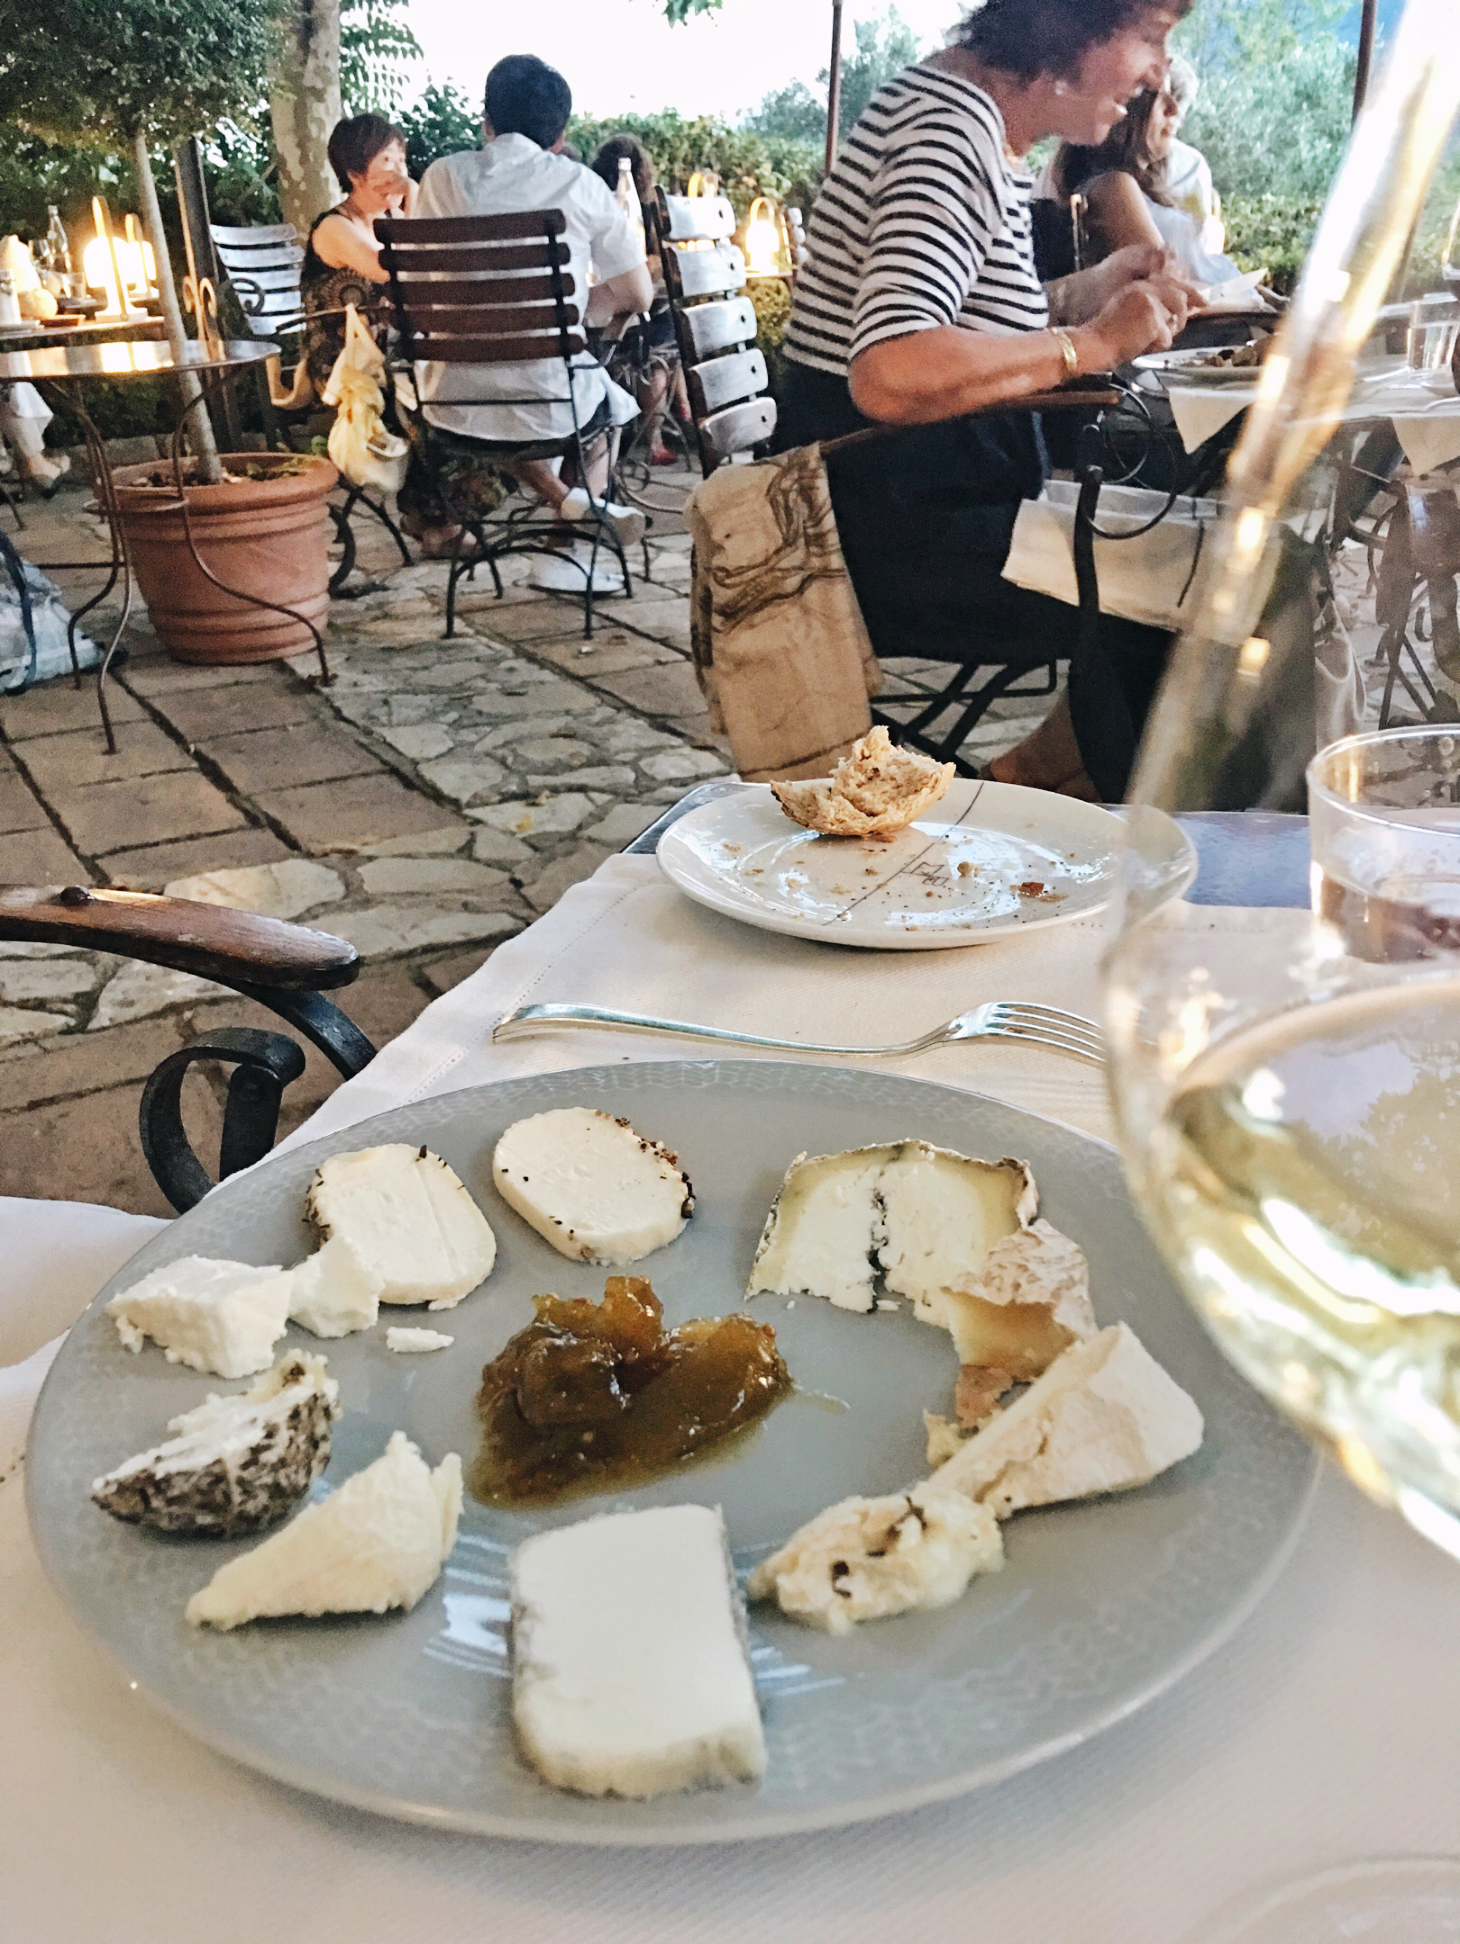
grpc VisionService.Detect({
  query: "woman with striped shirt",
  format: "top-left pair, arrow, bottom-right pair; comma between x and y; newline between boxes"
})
778,0 -> 1200,800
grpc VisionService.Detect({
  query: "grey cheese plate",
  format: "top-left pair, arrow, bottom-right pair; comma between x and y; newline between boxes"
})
26,1061 -> 1317,1845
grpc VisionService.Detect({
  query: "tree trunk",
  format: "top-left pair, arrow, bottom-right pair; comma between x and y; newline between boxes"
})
133,125 -> 222,486
269,0 -> 342,241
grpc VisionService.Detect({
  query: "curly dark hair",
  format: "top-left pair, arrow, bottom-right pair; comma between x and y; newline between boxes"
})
327,113 -> 406,195
954,0 -> 1191,83
1051,88 -> 1173,205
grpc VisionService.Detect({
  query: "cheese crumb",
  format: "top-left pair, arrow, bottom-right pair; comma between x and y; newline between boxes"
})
386,1327 -> 454,1354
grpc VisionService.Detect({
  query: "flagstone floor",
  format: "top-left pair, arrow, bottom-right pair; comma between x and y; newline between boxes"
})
0,464 -> 1051,1213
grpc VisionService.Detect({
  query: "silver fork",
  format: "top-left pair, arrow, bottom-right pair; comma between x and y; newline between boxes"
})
492,1001 -> 1104,1065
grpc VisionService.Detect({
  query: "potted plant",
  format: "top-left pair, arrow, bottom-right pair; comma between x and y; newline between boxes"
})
0,0 -> 339,663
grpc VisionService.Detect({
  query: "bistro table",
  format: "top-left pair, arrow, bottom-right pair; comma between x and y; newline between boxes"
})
0,316 -> 166,355
7,801 -> 1460,1942
0,337 -> 284,748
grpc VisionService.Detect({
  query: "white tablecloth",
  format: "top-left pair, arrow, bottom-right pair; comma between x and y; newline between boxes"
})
6,856 -> 1460,1943
1165,363 -> 1460,473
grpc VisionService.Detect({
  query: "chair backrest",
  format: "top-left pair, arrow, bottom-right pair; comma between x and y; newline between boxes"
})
654,188 -> 778,477
209,222 -> 305,336
374,210 -> 582,365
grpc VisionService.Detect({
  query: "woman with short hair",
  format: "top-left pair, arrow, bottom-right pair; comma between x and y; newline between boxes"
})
778,0 -> 1202,800
300,113 -> 415,394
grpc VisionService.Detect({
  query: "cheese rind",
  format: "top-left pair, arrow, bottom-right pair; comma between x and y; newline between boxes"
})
307,1144 -> 497,1310
930,1323 -> 1204,1518
287,1234 -> 383,1338
185,1431 -> 462,1629
511,1504 -> 765,1798
105,1256 -> 293,1379
940,1219 -> 1097,1374
492,1108 -> 693,1265
91,1352 -> 339,1535
747,1489 -> 1002,1634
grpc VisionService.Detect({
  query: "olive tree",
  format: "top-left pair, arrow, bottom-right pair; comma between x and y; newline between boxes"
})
0,0 -> 287,479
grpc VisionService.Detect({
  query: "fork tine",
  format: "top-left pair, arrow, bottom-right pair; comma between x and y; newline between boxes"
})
990,1023 -> 1105,1065
989,1004 -> 1104,1052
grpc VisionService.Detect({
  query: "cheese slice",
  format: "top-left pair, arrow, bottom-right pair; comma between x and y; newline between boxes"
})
929,1323 -> 1205,1519
873,1145 -> 1036,1328
106,1256 -> 293,1379
287,1234 -> 383,1338
747,1145 -> 895,1312
185,1431 -> 461,1630
511,1504 -> 765,1798
492,1108 -> 693,1265
747,1488 -> 1002,1635
307,1144 -> 497,1309
92,1352 -> 338,1535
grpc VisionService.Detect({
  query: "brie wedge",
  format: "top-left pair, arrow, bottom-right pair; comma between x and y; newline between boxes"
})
511,1504 -> 765,1798
287,1234 -> 383,1338
747,1488 -> 1002,1635
939,1219 -> 1097,1377
106,1256 -> 293,1379
92,1352 -> 338,1535
492,1108 -> 694,1265
185,1431 -> 461,1630
307,1144 -> 497,1309
930,1323 -> 1204,1519
385,1327 -> 454,1353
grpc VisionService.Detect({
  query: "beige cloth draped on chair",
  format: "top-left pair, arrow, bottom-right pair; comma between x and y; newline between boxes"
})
686,444 -> 882,781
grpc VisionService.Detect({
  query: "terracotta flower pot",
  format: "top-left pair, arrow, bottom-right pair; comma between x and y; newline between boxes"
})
110,453 -> 339,665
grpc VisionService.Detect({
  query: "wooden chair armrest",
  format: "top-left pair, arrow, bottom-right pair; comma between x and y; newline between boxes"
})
0,886 -> 360,991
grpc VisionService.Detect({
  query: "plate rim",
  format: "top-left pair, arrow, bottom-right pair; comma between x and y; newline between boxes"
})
656,781 -> 1152,950
25,1059 -> 1316,1846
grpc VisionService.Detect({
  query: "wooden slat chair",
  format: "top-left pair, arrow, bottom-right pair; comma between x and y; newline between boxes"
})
375,209 -> 635,640
0,884 -> 376,1213
209,221 -> 412,592
656,190 -> 777,475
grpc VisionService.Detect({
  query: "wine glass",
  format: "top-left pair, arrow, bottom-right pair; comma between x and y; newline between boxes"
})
1102,0 -> 1460,1932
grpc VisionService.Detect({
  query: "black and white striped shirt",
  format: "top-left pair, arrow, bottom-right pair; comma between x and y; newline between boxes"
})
784,62 -> 1048,377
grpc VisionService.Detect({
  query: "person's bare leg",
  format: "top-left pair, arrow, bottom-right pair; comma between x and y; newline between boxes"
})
506,456 -> 571,511
986,695 -> 1099,799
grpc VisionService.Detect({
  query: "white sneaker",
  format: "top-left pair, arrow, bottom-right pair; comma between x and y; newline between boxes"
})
558,487 -> 645,547
530,539 -> 625,595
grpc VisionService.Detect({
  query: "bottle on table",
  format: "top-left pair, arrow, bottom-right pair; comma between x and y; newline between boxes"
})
45,207 -> 72,276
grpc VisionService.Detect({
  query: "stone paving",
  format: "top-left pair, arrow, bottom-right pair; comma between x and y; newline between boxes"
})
0,467 -> 1049,1213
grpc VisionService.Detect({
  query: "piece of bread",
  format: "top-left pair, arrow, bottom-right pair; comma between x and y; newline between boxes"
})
770,726 -> 954,837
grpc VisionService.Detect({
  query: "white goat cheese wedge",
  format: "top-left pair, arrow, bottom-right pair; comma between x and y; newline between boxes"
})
386,1327 -> 454,1353
492,1108 -> 694,1265
747,1145 -> 894,1312
106,1256 -> 293,1380
873,1144 -> 1036,1329
930,1323 -> 1204,1519
287,1234 -> 383,1338
939,1219 -> 1097,1377
186,1431 -> 461,1630
511,1504 -> 765,1798
92,1352 -> 339,1535
307,1144 -> 497,1309
747,1488 -> 1002,1635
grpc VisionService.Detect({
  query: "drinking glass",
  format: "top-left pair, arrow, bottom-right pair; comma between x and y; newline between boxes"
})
1102,1 -> 1460,1931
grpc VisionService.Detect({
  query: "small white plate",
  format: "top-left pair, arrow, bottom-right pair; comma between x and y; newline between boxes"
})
657,781 -> 1194,950
1133,347 -> 1266,388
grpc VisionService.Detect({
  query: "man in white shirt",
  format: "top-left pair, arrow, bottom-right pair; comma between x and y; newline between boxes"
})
414,55 -> 654,580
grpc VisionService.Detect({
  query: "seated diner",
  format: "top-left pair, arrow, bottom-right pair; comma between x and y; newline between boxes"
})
776,0 -> 1203,800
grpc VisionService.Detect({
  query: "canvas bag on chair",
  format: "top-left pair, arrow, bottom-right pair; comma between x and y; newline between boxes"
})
323,304 -> 408,494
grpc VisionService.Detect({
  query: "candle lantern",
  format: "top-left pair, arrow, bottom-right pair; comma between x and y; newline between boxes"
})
742,196 -> 794,279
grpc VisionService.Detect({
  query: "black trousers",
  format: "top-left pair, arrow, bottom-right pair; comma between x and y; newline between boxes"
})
775,361 -> 1173,801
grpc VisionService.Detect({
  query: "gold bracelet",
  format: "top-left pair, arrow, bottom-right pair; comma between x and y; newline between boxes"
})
1050,326 -> 1080,379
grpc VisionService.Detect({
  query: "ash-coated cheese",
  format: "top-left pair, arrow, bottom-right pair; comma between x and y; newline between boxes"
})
92,1352 -> 339,1535
931,1323 -> 1204,1518
307,1144 -> 497,1309
747,1488 -> 1002,1635
185,1430 -> 461,1630
492,1108 -> 693,1265
510,1504 -> 765,1798
106,1256 -> 293,1380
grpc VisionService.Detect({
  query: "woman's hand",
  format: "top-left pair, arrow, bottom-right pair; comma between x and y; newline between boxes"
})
1073,277 -> 1189,370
